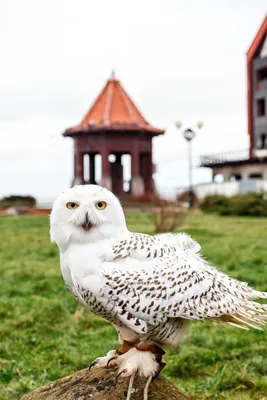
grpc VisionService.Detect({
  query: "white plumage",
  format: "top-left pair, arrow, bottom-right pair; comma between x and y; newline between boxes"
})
50,184 -> 267,399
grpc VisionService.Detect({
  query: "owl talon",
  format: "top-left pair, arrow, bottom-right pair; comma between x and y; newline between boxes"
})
88,350 -> 118,370
88,358 -> 99,371
153,361 -> 166,379
116,368 -> 128,381
107,356 -> 118,368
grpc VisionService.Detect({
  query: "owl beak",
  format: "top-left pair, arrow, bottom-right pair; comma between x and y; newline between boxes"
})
82,212 -> 92,232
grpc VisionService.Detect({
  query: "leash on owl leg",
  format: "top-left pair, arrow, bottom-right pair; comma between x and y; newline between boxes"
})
143,374 -> 153,400
126,371 -> 136,400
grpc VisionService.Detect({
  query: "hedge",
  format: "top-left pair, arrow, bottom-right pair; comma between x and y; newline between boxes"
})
200,193 -> 267,216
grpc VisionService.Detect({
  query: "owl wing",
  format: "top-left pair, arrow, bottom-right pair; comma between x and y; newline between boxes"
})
77,233 -> 267,334
154,232 -> 201,255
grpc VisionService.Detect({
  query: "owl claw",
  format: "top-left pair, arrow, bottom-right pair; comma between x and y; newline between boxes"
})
88,358 -> 99,371
107,356 -> 118,368
116,368 -> 128,380
152,361 -> 166,380
88,350 -> 118,371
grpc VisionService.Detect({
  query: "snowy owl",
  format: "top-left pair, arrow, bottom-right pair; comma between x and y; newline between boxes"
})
50,184 -> 267,400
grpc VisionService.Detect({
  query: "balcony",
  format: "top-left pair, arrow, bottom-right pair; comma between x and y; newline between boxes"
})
194,179 -> 267,200
200,150 -> 249,167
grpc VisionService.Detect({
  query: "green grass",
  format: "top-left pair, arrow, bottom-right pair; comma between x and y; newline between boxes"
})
1,213 -> 267,399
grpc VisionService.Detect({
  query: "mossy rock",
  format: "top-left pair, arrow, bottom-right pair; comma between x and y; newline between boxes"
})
21,367 -> 188,400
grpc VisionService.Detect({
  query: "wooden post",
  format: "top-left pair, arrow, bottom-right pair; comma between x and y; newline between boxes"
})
146,151 -> 154,193
73,140 -> 84,185
89,154 -> 96,184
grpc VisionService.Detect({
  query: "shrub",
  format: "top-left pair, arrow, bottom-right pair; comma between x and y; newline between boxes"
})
200,193 -> 267,217
153,199 -> 186,233
200,195 -> 230,214
0,195 -> 36,208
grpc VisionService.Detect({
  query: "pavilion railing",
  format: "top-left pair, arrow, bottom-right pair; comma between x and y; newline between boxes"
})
200,150 -> 249,166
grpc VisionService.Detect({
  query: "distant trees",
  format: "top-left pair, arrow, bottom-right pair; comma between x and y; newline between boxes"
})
0,195 -> 36,208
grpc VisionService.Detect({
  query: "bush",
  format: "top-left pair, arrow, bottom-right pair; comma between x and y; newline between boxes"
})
200,193 -> 267,216
153,199 -> 186,233
200,195 -> 230,214
0,195 -> 36,208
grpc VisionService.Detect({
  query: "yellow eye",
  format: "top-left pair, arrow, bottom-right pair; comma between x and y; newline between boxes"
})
95,201 -> 107,210
66,202 -> 79,210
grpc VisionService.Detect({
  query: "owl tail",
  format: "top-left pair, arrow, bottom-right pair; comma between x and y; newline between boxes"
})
253,290 -> 267,299
220,297 -> 267,331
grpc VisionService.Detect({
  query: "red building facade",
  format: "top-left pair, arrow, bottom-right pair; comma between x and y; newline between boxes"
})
200,15 -> 267,186
247,15 -> 267,157
63,72 -> 164,197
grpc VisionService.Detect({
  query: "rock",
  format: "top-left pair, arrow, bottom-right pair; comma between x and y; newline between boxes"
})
21,367 -> 189,400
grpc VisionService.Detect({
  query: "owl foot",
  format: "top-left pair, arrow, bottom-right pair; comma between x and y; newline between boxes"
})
89,341 -> 135,371
115,347 -> 159,378
115,347 -> 161,400
89,349 -> 118,370
89,344 -> 166,399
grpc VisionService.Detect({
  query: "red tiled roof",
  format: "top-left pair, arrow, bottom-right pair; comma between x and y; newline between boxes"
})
247,14 -> 267,61
64,71 -> 164,136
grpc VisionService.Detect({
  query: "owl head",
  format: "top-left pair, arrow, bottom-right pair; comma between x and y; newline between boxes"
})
50,184 -> 127,250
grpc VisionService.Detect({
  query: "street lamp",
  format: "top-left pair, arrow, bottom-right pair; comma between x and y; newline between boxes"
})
175,121 -> 203,208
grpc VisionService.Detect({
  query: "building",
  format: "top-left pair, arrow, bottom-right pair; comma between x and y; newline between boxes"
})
197,15 -> 267,199
63,72 -> 164,197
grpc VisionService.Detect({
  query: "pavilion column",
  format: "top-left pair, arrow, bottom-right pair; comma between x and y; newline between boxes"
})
131,144 -> 145,197
89,154 -> 96,184
111,154 -> 123,195
100,148 -> 112,190
146,152 -> 154,193
73,141 -> 84,185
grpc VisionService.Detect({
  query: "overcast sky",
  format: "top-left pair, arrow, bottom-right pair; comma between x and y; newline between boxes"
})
1,0 -> 266,201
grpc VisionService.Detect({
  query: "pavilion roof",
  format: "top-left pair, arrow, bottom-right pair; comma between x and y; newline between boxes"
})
64,72 -> 164,136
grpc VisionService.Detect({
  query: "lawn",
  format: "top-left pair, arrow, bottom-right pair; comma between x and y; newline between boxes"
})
1,213 -> 267,399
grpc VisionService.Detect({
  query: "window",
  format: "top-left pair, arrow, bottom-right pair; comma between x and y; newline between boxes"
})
256,67 -> 267,90
230,174 -> 242,181
257,98 -> 266,116
257,67 -> 267,81
249,173 -> 263,179
261,133 -> 267,149
260,35 -> 267,58
256,134 -> 267,149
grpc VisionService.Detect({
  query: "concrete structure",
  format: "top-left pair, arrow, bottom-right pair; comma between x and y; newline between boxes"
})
200,15 -> 267,197
63,72 -> 164,197
195,180 -> 267,200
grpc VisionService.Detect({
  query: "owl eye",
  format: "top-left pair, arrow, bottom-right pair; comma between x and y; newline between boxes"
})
66,202 -> 79,210
95,201 -> 107,210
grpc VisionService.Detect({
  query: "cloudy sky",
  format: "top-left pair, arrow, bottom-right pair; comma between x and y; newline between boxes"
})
1,1 -> 266,202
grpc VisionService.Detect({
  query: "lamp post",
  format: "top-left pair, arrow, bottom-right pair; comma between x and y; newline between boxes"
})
175,121 -> 203,208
